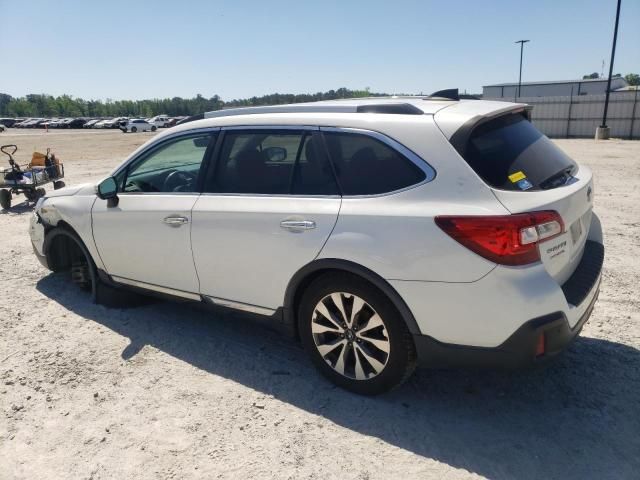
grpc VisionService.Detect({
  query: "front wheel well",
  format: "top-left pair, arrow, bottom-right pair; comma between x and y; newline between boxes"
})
284,260 -> 421,340
44,224 -> 92,274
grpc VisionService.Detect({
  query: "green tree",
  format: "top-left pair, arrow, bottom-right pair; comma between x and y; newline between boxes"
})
625,73 -> 640,86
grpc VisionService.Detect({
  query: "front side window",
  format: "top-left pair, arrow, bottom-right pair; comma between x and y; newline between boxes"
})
323,132 -> 426,195
206,130 -> 338,195
119,133 -> 214,193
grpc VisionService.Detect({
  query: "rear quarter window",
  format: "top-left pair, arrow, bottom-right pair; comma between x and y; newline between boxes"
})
460,113 -> 577,191
323,132 -> 426,195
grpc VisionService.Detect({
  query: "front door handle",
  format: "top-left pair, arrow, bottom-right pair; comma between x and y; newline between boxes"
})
280,220 -> 316,231
163,215 -> 189,227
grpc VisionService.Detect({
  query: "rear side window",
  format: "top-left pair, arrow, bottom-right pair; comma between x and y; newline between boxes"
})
206,130 -> 338,195
323,132 -> 426,195
460,113 -> 577,191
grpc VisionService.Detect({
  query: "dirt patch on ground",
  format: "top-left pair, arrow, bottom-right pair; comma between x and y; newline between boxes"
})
1,130 -> 639,479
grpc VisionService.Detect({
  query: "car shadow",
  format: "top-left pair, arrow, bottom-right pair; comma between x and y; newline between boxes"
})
0,199 -> 34,214
36,274 -> 640,479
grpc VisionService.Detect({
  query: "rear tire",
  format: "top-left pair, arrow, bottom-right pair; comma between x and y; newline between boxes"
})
131,126 -> 137,133
0,189 -> 11,209
298,272 -> 417,395
151,126 -> 157,132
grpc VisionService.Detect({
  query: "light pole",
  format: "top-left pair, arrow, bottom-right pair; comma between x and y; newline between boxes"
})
515,40 -> 530,99
597,0 -> 622,139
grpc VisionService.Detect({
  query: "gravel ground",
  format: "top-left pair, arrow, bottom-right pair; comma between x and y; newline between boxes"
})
0,130 -> 638,480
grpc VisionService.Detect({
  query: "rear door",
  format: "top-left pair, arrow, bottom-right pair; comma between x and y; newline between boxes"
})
191,127 -> 341,311
451,112 -> 593,285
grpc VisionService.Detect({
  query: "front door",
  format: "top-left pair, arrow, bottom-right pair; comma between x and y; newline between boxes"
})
92,131 -> 216,295
191,128 -> 341,310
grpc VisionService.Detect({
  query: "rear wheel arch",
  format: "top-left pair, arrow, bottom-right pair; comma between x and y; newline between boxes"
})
284,259 -> 422,338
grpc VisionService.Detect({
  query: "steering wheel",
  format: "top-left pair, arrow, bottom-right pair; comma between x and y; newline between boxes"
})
162,170 -> 197,192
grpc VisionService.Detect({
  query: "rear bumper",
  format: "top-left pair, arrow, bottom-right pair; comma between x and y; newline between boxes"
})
410,239 -> 604,368
413,277 -> 599,368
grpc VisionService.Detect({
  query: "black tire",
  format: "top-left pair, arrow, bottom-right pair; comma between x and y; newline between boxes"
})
0,189 -> 11,209
298,272 -> 417,395
36,188 -> 46,198
151,126 -> 157,132
53,180 -> 66,190
131,126 -> 137,133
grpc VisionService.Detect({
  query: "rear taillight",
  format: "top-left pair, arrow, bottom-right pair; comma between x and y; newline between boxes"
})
435,211 -> 564,266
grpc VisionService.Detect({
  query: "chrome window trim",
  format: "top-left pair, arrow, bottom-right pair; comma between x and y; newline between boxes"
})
112,127 -> 220,178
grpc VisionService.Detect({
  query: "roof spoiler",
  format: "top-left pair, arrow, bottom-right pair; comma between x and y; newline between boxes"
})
427,88 -> 460,101
176,113 -> 204,125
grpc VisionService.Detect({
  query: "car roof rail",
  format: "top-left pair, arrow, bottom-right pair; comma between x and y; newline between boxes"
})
198,102 -> 425,119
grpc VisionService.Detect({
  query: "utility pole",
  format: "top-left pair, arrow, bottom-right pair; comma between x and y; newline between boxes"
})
515,40 -> 530,98
597,0 -> 622,139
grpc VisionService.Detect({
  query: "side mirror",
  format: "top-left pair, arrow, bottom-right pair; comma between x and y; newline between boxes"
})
263,146 -> 287,162
97,177 -> 119,207
192,136 -> 211,148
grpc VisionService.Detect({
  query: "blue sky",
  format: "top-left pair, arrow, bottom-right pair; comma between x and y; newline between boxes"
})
1,0 -> 638,100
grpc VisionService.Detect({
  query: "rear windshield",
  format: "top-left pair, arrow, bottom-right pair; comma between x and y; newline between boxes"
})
460,113 -> 577,191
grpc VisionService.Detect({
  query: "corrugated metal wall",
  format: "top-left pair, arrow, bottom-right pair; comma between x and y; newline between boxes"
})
484,90 -> 640,139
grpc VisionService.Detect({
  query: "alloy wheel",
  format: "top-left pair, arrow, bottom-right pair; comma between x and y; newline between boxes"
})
311,292 -> 390,380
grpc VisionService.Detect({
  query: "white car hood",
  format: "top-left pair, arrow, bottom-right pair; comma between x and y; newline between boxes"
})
44,182 -> 96,198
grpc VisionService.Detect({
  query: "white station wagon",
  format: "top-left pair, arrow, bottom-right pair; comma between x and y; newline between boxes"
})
30,91 -> 604,394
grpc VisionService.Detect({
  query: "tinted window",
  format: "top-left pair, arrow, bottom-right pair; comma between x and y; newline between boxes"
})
119,133 -> 214,193
207,130 -> 338,195
323,132 -> 426,195
461,113 -> 577,191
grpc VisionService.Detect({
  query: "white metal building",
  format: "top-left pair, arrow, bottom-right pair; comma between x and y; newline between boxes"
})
483,77 -> 629,99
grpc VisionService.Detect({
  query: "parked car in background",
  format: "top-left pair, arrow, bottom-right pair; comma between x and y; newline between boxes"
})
29,95 -> 604,394
119,118 -> 156,133
83,119 -> 101,128
0,118 -> 19,128
104,117 -> 128,129
16,118 -> 42,128
93,119 -> 112,129
166,116 -> 187,128
147,115 -> 171,128
62,118 -> 89,129
14,118 -> 35,128
28,119 -> 47,128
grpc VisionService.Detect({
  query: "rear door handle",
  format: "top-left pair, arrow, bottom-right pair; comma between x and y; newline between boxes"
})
163,215 -> 189,226
280,220 -> 316,230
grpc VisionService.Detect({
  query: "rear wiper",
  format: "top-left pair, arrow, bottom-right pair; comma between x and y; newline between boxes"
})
540,167 -> 575,190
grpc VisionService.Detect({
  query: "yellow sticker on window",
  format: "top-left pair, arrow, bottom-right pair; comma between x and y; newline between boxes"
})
508,171 -> 526,182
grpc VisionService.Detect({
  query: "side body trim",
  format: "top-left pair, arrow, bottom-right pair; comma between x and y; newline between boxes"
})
203,295 -> 277,316
110,276 -> 201,301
